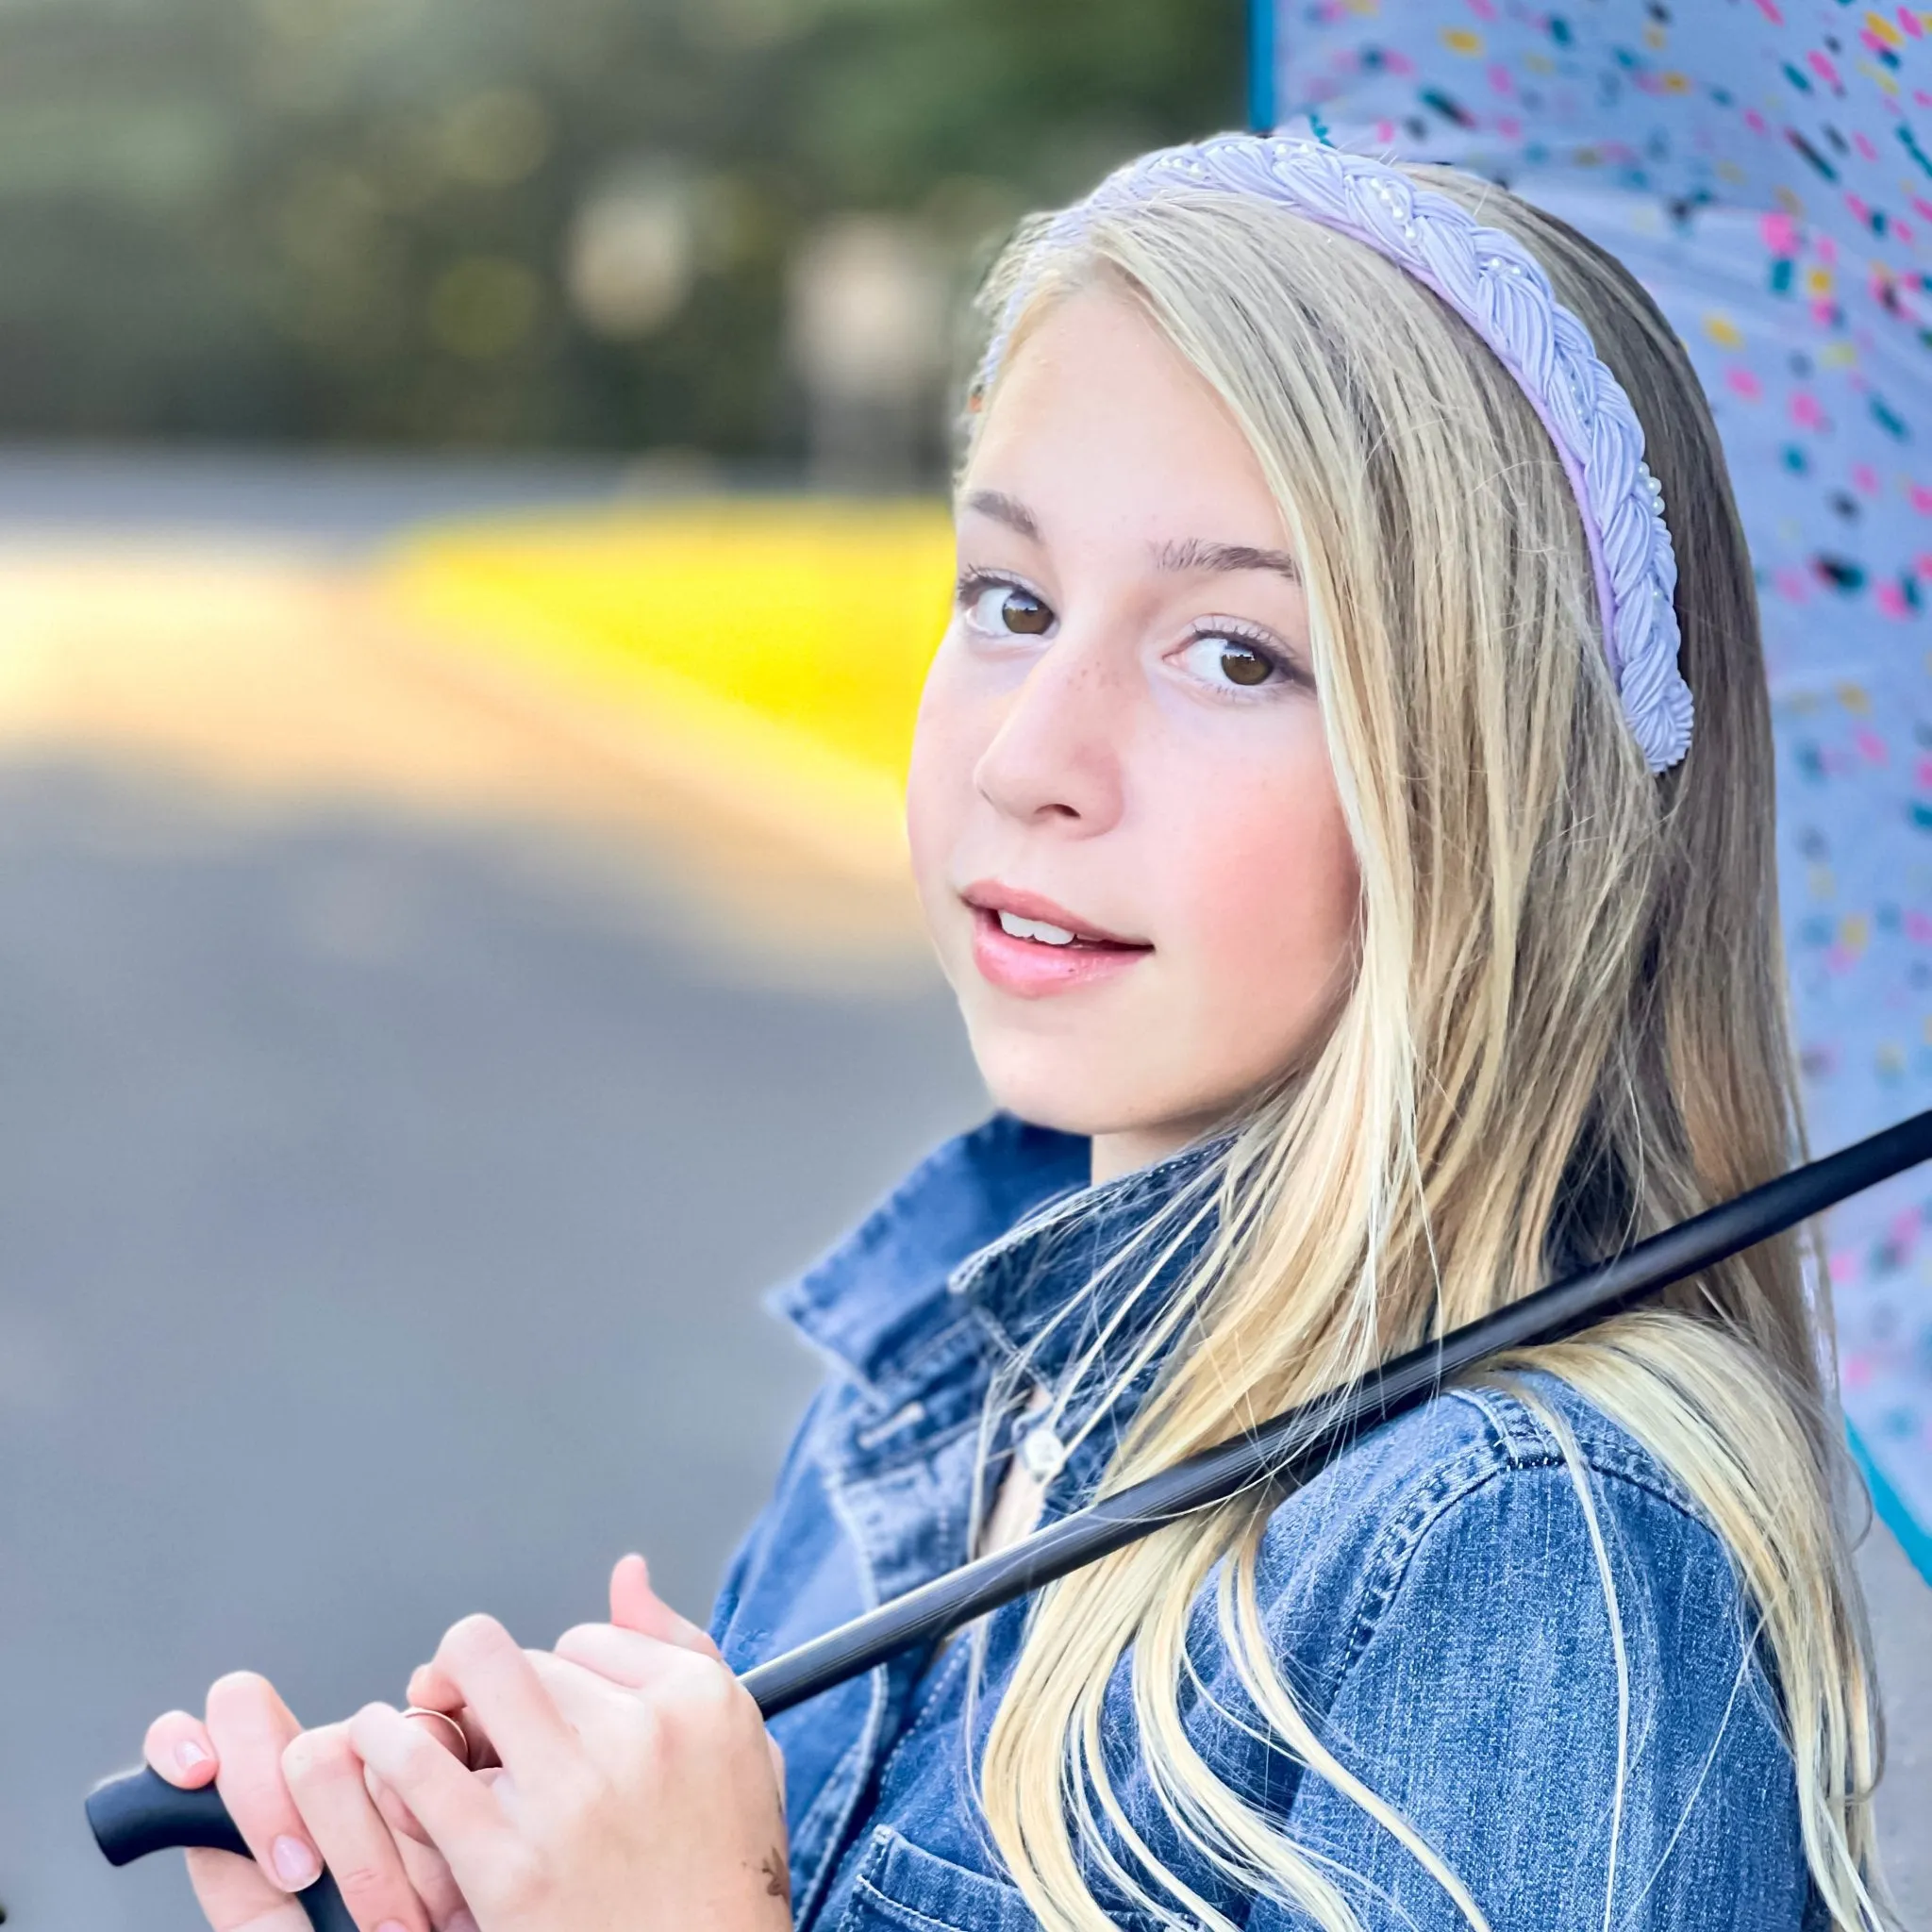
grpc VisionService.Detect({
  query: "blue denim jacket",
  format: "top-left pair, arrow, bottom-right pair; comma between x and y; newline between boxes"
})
710,1116 -> 1815,1931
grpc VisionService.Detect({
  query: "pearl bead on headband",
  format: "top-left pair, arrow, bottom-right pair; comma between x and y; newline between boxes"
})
974,135 -> 1693,774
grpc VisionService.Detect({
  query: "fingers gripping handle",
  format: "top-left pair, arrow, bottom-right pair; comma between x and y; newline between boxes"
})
87,1769 -> 356,1932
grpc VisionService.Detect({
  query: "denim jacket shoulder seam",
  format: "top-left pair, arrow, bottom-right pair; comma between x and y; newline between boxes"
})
1450,1377 -> 1707,1522
1334,1439 -> 1725,1688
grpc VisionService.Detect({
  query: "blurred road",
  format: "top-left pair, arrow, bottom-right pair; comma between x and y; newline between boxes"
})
0,761 -> 986,1932
0,457 -> 1924,1929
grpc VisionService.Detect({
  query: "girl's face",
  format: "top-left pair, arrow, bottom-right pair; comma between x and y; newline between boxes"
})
908,288 -> 1361,1181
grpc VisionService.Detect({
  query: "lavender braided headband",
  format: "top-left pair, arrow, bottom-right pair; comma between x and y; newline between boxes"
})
974,136 -> 1693,774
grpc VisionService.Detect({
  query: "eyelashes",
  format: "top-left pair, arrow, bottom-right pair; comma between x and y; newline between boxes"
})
952,565 -> 1308,699
956,568 -> 1055,640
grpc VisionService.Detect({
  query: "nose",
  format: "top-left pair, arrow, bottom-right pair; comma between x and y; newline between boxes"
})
971,625 -> 1127,833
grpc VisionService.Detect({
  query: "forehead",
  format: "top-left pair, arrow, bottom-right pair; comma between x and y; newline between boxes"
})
962,288 -> 1288,553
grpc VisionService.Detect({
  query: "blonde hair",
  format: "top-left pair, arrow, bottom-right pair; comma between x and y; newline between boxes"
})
960,166 -> 1897,1931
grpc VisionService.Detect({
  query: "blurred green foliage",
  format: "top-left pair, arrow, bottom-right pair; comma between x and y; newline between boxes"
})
0,0 -> 1240,450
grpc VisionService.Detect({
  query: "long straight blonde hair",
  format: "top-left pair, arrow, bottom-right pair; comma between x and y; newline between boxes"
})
961,166 -> 1897,1932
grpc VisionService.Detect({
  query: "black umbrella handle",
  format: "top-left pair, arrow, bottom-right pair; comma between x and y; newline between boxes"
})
86,1768 -> 356,1932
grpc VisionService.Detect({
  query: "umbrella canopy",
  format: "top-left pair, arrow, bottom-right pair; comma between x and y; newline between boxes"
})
1257,0 -> 1932,1578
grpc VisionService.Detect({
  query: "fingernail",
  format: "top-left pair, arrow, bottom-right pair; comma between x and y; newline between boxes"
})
175,1740 -> 209,1773
448,1912 -> 480,1932
272,1834 -> 320,1889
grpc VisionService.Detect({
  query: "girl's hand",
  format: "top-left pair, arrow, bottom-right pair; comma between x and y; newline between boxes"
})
401,1555 -> 720,1772
143,1674 -> 473,1932
350,1587 -> 790,1932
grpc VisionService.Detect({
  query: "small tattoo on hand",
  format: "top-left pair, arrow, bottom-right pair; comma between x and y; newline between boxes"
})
762,1848 -> 791,1903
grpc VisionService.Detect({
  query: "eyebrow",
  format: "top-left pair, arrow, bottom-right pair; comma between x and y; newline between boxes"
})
960,490 -> 1300,584
960,489 -> 1041,541
1154,536 -> 1302,583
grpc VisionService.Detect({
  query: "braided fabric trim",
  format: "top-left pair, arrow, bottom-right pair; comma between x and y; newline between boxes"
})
975,135 -> 1692,774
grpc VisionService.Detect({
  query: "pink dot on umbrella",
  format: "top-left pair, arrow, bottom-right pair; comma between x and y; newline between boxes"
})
1912,485 -> 1932,513
1830,1249 -> 1857,1286
1792,391 -> 1828,428
1495,114 -> 1522,138
1726,366 -> 1764,400
1903,6 -> 1924,38
1877,583 -> 1911,618
1774,564 -> 1812,601
1907,908 -> 1932,939
1856,132 -> 1881,162
1762,210 -> 1801,255
1855,728 -> 1891,763
1854,461 -> 1882,493
1809,50 -> 1840,85
1487,62 -> 1512,94
1898,218 -> 1917,242
1819,234 -> 1840,265
1844,1355 -> 1873,1389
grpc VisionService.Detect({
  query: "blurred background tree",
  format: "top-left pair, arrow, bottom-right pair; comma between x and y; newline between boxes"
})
0,0 -> 1240,455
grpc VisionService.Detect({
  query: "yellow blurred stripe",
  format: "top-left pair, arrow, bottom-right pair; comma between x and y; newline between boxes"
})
0,539 -> 944,973
384,497 -> 956,871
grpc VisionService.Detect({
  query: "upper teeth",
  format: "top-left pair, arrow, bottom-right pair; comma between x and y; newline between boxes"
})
999,911 -> 1076,946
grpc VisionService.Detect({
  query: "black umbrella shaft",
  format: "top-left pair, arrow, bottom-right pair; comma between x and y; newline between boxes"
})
743,1106 -> 1932,1712
88,1106 -> 1932,1927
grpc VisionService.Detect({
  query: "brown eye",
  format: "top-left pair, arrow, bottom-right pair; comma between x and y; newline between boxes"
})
1216,640 -> 1274,686
1000,588 -> 1052,634
964,581 -> 1056,637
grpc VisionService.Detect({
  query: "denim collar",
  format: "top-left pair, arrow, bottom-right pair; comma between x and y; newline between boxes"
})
946,1135 -> 1225,1402
770,1112 -> 1226,1439
767,1114 -> 1091,1403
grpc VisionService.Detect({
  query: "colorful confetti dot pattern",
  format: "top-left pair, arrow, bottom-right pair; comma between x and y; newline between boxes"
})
1267,0 -> 1932,1573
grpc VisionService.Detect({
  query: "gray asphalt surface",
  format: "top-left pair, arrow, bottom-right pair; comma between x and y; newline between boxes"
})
0,762 -> 986,1931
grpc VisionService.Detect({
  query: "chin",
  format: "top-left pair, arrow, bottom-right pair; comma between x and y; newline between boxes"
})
967,1025 -> 1188,1144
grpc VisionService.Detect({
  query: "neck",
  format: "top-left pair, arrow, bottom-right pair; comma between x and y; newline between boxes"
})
1089,1118 -> 1221,1186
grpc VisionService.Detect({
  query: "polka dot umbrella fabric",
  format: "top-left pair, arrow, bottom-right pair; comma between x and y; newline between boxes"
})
1257,0 -> 1932,1576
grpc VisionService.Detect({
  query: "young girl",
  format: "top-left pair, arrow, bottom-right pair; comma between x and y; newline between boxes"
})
142,136 -> 1898,1932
